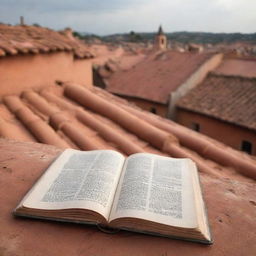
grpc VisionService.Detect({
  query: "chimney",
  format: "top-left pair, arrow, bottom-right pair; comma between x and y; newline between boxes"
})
20,16 -> 25,26
63,28 -> 75,41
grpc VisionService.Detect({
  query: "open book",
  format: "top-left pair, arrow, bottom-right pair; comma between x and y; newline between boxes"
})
14,149 -> 212,244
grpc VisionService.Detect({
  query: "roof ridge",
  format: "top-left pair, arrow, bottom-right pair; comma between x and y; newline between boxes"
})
210,72 -> 256,81
22,91 -> 105,151
40,90 -> 149,155
64,83 -> 174,150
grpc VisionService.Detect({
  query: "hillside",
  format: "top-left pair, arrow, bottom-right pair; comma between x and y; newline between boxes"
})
76,31 -> 256,45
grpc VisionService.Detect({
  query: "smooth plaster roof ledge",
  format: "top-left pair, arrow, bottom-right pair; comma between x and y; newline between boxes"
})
64,83 -> 171,150
122,105 -> 256,180
41,90 -> 146,154
1,139 -> 256,255
3,96 -> 69,149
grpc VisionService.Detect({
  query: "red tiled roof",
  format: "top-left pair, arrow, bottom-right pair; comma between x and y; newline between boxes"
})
105,51 -> 214,104
0,83 -> 255,180
214,58 -> 256,78
176,73 -> 256,131
0,24 -> 93,59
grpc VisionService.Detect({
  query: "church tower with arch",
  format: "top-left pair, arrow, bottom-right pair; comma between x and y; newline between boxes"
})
154,25 -> 167,50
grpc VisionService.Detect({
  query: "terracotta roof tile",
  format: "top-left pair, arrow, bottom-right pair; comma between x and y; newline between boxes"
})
0,24 -> 93,59
0,103 -> 37,142
0,83 -> 255,180
176,73 -> 256,131
39,90 -> 147,155
3,95 -> 70,148
105,51 -> 214,104
22,91 -> 112,151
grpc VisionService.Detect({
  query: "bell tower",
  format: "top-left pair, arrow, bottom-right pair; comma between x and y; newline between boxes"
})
154,25 -> 167,50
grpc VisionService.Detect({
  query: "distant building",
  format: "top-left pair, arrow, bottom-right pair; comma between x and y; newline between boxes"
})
0,24 -> 94,97
176,73 -> 256,155
98,50 -> 222,118
187,43 -> 204,53
154,25 -> 167,50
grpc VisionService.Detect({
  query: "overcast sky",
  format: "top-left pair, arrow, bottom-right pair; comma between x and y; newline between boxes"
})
0,0 -> 255,35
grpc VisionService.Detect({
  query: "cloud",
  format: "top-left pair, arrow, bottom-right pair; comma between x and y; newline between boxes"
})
0,0 -> 255,34
0,0 -> 148,13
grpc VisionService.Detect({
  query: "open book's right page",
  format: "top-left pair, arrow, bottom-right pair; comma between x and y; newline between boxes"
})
109,153 -> 198,228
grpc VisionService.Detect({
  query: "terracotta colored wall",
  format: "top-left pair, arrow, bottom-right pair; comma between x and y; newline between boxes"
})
121,96 -> 168,117
154,35 -> 167,50
0,52 -> 92,97
168,53 -> 223,118
176,109 -> 256,155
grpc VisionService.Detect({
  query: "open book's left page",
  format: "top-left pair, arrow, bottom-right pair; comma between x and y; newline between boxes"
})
18,149 -> 125,221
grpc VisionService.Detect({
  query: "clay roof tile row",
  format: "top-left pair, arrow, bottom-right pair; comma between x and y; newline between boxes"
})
0,24 -> 94,59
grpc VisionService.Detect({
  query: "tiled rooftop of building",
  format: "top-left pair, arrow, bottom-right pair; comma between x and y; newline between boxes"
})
0,83 -> 255,181
176,73 -> 256,131
214,57 -> 256,78
105,50 -> 214,104
0,24 -> 93,59
0,83 -> 256,255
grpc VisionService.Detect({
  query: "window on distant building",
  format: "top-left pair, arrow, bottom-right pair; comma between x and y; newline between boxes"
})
191,122 -> 200,132
150,107 -> 157,114
241,140 -> 252,155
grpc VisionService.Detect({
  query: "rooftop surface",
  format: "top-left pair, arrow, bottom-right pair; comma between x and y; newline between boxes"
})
176,73 -> 256,131
0,24 -> 93,59
0,139 -> 255,256
214,58 -> 256,78
105,51 -> 214,104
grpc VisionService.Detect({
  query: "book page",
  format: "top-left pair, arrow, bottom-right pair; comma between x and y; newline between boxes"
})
109,153 -> 197,228
22,149 -> 125,220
